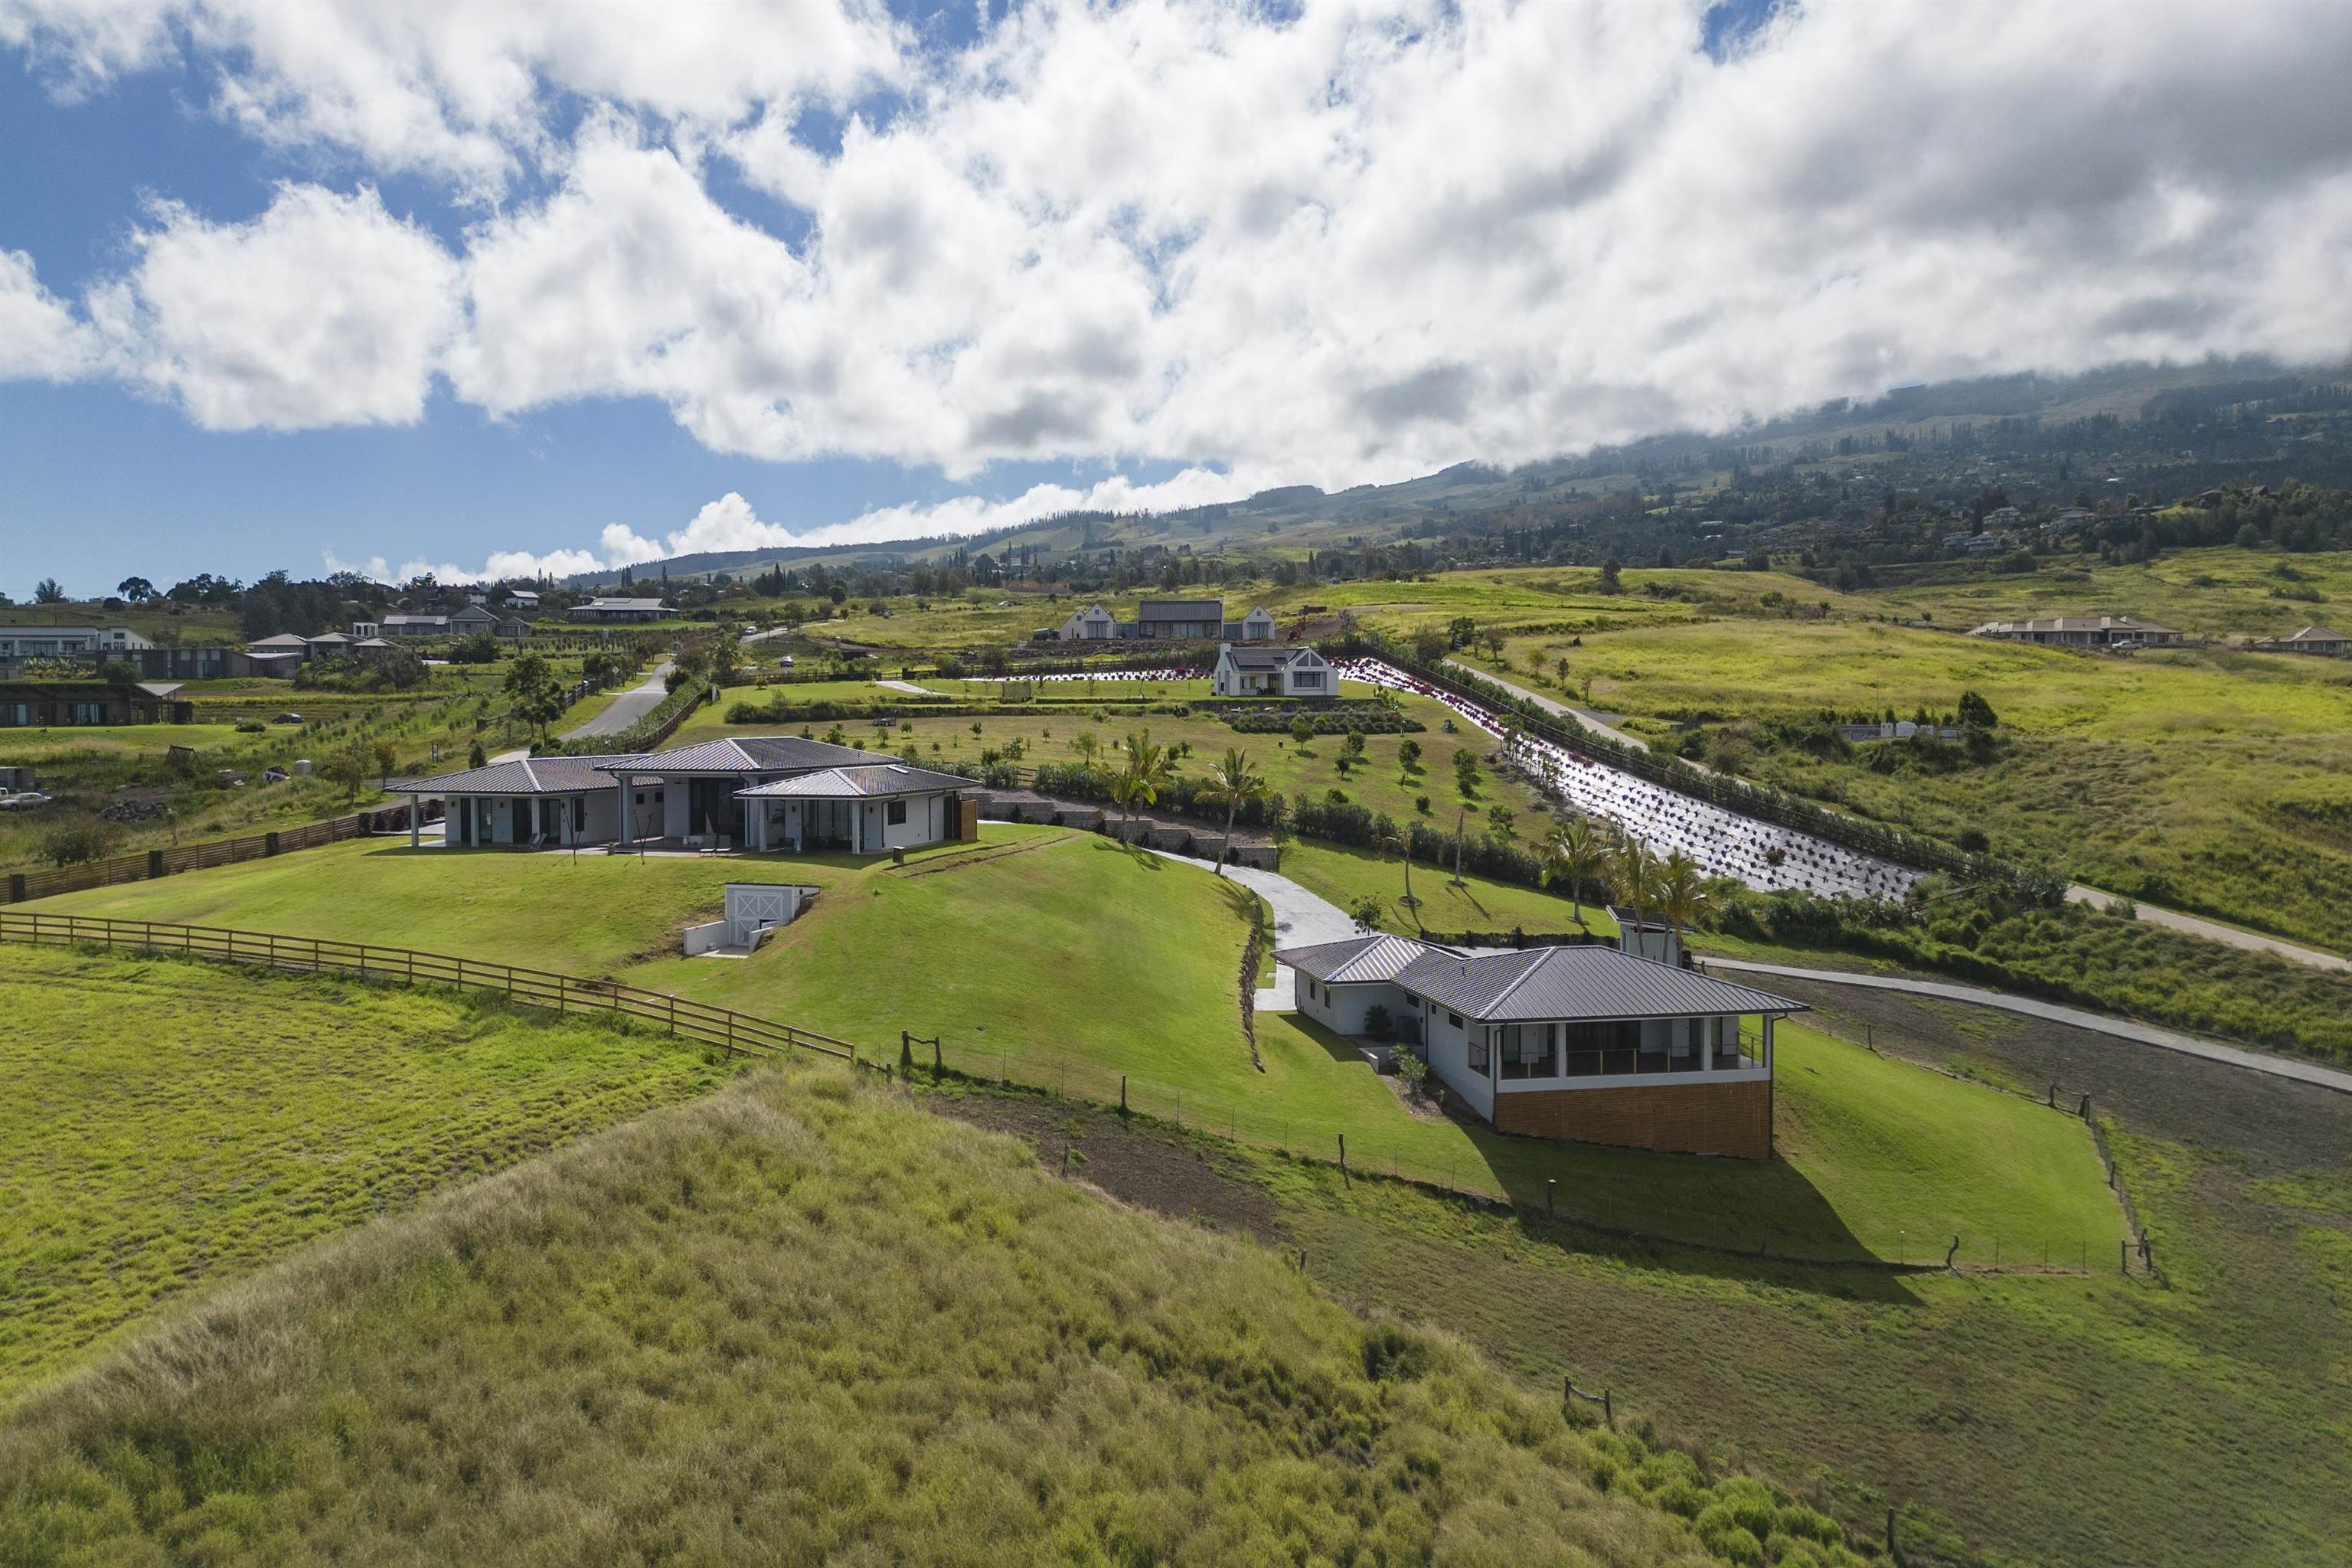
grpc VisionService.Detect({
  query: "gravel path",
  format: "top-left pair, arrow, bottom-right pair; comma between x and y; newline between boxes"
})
1698,957 -> 2352,1095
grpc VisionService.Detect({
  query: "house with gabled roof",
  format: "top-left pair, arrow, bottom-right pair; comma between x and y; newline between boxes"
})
387,734 -> 982,855
1211,642 -> 1333,697
2256,626 -> 2350,656
1276,934 -> 1806,1158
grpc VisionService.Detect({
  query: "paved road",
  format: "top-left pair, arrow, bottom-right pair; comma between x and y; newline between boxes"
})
2063,884 -> 2350,972
561,659 -> 675,740
1698,957 -> 2352,1096
1462,662 -> 2352,974
1444,661 -> 1652,752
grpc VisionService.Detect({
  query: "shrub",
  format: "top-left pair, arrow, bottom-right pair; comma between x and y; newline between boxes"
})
42,822 -> 119,867
235,720 -> 266,733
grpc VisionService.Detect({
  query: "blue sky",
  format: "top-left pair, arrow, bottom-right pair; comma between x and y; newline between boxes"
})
2,0 -> 2344,599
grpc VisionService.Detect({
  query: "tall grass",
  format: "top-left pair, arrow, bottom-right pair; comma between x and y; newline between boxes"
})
0,1068 -> 1802,1565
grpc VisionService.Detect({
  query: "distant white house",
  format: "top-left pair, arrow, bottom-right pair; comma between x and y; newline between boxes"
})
1276,934 -> 1805,1158
1211,642 -> 1333,697
0,625 -> 153,660
570,596 -> 677,622
1058,603 -> 1118,640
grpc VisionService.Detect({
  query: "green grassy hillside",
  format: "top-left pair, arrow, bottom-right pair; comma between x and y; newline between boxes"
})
0,1065 -> 1798,1567
39,831 -> 2123,1266
0,946 -> 730,1402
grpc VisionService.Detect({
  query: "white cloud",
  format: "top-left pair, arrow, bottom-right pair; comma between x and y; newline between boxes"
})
352,466 -> 1265,585
11,0 -> 2352,494
0,248 -> 102,378
85,182 -> 459,430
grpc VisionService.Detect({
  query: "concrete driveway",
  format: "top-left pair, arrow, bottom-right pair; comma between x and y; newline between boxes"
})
1146,848 -> 1359,1012
562,659 -> 676,740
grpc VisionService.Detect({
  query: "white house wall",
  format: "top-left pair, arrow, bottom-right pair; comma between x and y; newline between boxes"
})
1413,997 -> 1497,1122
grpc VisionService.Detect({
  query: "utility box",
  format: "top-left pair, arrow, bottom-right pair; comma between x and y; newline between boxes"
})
958,798 -> 980,841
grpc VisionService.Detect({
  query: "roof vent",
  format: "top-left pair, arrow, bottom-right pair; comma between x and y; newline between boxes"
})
887,764 -> 906,773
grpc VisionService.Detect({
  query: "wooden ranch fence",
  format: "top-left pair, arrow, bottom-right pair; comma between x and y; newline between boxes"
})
2,803 -> 438,906
0,911 -> 859,1064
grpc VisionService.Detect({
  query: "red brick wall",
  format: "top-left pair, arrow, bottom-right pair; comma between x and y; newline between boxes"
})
1491,1079 -> 1771,1159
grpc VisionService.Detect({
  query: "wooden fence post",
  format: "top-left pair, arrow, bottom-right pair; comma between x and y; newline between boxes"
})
1338,1132 -> 1346,1174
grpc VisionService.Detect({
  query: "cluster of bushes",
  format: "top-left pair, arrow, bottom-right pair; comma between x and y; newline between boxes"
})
1717,882 -> 2352,1063
1227,704 -> 1423,735
1578,1430 -> 1867,1567
289,653 -> 428,692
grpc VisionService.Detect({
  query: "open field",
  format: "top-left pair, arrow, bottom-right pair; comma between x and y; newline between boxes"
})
0,945 -> 732,1403
41,829 -> 2123,1266
1455,612 -> 2352,953
0,661 -> 605,873
0,1063 -> 1768,1567
1863,544 -> 2352,638
939,962 -> 2352,1568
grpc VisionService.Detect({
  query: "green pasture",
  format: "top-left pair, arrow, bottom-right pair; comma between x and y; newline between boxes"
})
0,944 -> 731,1403
1277,838 -> 1619,938
44,828 -> 2122,1265
1865,544 -> 2352,637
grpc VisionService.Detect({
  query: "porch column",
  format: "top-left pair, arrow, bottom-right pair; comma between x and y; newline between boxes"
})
1698,1018 -> 1712,1074
1762,1015 -> 1774,1072
409,802 -> 420,848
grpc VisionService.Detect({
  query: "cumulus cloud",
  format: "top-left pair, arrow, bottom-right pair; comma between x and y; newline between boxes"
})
11,0 -> 2352,528
0,248 -> 102,378
80,182 -> 460,430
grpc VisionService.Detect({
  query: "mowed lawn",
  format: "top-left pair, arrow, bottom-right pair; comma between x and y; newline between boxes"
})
0,946 -> 733,1402
45,826 -> 2121,1263
1279,840 -> 1620,939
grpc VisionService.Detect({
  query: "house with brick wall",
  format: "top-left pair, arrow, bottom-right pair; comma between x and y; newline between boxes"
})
1276,934 -> 1805,1158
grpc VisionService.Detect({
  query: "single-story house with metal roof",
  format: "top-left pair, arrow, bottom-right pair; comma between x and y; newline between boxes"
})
2253,625 -> 2350,656
570,596 -> 676,622
388,735 -> 981,855
1276,934 -> 1806,1158
0,679 -> 194,727
383,754 -> 645,848
1211,642 -> 1333,697
1134,599 -> 1226,639
736,763 -> 978,854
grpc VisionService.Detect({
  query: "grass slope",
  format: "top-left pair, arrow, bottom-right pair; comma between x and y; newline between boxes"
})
44,830 -> 2123,1266
0,1067 -> 1738,1567
0,946 -> 730,1402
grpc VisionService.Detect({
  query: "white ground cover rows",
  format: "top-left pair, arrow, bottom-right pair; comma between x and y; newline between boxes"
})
985,662 -> 1920,901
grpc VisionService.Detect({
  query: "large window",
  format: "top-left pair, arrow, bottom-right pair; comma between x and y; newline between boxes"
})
1499,1022 -> 1560,1079
0,703 -> 26,727
69,701 -> 106,725
1291,668 -> 1324,689
886,799 -> 908,826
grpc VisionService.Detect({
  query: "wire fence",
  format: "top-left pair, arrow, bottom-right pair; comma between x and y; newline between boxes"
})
0,911 -> 858,1063
1798,1014 -> 2161,1279
880,1029 -> 2116,1275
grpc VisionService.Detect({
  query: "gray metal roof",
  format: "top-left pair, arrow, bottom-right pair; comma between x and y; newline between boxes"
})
1396,945 -> 1806,1021
603,735 -> 903,776
1220,644 -> 1317,670
1138,599 -> 1223,619
1276,934 -> 1459,984
386,754 -> 640,796
737,763 -> 973,799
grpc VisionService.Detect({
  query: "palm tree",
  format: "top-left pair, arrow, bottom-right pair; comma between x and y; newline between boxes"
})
1112,729 -> 1171,841
1655,850 -> 1713,962
1540,815 -> 1606,926
1612,831 -> 1662,954
1197,747 -> 1269,877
